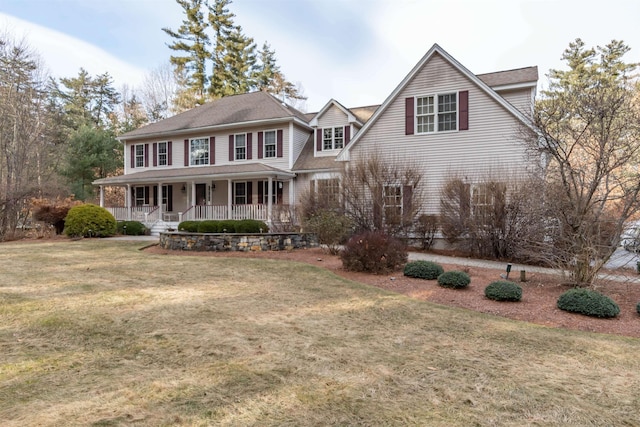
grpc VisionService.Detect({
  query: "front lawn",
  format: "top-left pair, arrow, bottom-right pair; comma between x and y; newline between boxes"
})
1,240 -> 639,426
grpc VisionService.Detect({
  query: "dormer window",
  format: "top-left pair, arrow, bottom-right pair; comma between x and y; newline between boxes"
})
323,127 -> 344,150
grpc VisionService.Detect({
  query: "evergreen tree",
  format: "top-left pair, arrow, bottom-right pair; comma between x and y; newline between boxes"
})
207,0 -> 236,98
162,0 -> 210,105
220,26 -> 257,96
254,42 -> 279,91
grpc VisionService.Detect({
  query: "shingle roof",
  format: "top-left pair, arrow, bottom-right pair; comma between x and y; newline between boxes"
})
476,66 -> 538,88
292,134 -> 340,172
349,105 -> 379,123
94,163 -> 294,185
120,91 -> 310,139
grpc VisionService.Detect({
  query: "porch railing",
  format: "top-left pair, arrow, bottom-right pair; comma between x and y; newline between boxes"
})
107,204 -> 288,223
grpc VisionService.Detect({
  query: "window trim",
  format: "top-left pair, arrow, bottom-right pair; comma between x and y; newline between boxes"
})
189,137 -> 209,166
234,133 -> 247,161
157,141 -> 168,166
134,144 -> 145,168
383,184 -> 403,223
415,91 -> 459,134
263,130 -> 277,159
322,127 -> 344,151
234,181 -> 247,205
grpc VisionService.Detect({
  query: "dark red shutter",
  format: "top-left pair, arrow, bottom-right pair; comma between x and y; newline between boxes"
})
344,125 -> 351,145
257,131 -> 263,159
229,135 -> 234,161
459,90 -> 469,131
403,185 -> 413,224
167,185 -> 173,211
277,129 -> 283,158
144,186 -> 150,205
405,97 -> 414,135
373,185 -> 383,230
247,182 -> 253,204
247,133 -> 252,160
153,185 -> 158,206
144,144 -> 149,167
184,139 -> 189,166
209,136 -> 215,165
130,144 -> 135,168
153,143 -> 157,167
258,181 -> 264,203
167,141 -> 172,165
316,129 -> 322,151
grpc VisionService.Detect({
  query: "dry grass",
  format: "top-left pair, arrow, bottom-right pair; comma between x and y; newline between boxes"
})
1,240 -> 639,426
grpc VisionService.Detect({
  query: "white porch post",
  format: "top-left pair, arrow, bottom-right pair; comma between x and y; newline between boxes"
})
158,182 -> 163,220
267,176 -> 273,225
191,181 -> 196,206
126,184 -> 131,221
227,179 -> 233,220
99,185 -> 105,207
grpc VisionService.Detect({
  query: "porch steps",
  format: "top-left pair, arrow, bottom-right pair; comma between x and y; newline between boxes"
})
148,220 -> 179,236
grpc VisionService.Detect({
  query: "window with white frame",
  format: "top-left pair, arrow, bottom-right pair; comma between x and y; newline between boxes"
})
235,134 -> 246,160
260,180 -> 282,204
315,178 -> 341,206
471,182 -> 505,220
383,185 -> 403,223
158,142 -> 168,166
234,182 -> 247,204
190,138 -> 209,165
134,187 -> 146,206
135,144 -> 145,168
416,93 -> 457,133
322,127 -> 344,150
264,130 -> 276,158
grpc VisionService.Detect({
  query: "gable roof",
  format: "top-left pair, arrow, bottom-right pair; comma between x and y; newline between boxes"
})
477,66 -> 538,89
309,99 -> 363,127
337,44 -> 536,161
120,91 -> 310,140
349,105 -> 379,124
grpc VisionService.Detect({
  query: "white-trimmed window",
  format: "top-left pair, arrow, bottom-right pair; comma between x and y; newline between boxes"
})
471,182 -> 505,219
416,93 -> 457,133
316,178 -> 341,205
158,142 -> 168,166
234,134 -> 246,160
383,185 -> 403,223
234,181 -> 247,204
264,130 -> 276,158
135,144 -> 145,168
134,186 -> 146,206
190,138 -> 209,165
322,127 -> 344,150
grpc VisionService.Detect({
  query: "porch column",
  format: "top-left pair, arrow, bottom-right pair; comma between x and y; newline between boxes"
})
126,184 -> 131,221
267,176 -> 273,225
158,182 -> 163,220
99,185 -> 104,207
227,179 -> 233,220
191,181 -> 196,206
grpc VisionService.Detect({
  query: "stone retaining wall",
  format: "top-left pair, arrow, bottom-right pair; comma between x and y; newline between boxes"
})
159,232 -> 319,252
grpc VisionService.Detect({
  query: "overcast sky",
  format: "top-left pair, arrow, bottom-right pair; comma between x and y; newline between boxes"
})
1,0 -> 639,112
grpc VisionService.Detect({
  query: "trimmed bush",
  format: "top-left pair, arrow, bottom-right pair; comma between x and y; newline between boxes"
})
437,270 -> 471,289
485,281 -> 522,302
340,230 -> 407,274
178,221 -> 199,232
235,219 -> 269,233
557,288 -> 620,318
403,260 -> 444,280
117,221 -> 147,236
197,220 -> 220,233
64,204 -> 116,238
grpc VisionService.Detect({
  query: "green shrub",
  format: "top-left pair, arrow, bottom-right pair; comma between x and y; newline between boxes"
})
340,230 -> 407,274
217,220 -> 236,233
304,210 -> 352,255
64,204 -> 116,238
117,221 -> 147,236
485,281 -> 522,302
557,288 -> 620,318
197,220 -> 219,233
235,219 -> 268,233
403,260 -> 444,280
437,270 -> 471,289
178,221 -> 199,232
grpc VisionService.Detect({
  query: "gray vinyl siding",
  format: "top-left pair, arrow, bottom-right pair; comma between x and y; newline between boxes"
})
349,52 -> 531,216
498,88 -> 535,117
291,124 -> 312,169
317,104 -> 348,128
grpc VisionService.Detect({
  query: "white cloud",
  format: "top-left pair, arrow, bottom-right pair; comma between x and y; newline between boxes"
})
0,13 -> 148,88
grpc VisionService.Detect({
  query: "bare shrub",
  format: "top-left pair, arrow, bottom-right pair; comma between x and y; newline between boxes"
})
340,230 -> 407,274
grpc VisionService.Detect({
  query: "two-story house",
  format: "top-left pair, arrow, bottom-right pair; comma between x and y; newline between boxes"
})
94,44 -> 537,235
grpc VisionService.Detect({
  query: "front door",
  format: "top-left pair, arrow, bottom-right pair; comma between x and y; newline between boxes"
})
196,183 -> 207,205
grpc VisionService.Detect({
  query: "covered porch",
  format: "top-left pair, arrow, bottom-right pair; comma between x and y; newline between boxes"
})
93,164 -> 298,233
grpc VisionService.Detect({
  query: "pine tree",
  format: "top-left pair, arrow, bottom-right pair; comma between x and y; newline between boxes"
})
254,42 -> 279,91
162,0 -> 210,105
220,26 -> 257,96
